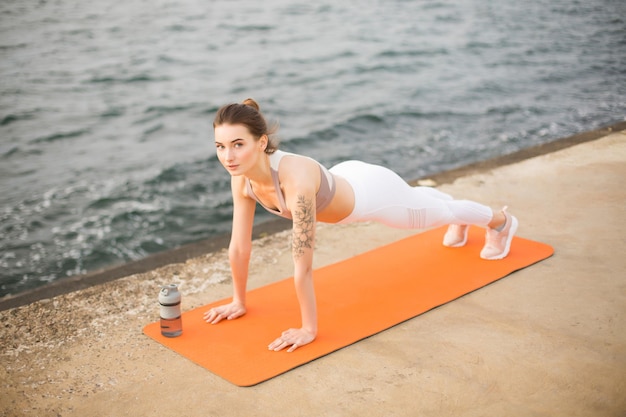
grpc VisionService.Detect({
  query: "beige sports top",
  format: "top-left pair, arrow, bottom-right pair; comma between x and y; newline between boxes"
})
245,150 -> 336,220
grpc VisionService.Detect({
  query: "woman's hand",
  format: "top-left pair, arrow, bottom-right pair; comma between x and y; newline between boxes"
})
268,327 -> 316,352
203,301 -> 246,324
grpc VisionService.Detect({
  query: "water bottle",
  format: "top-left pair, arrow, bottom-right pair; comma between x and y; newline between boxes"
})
159,284 -> 182,337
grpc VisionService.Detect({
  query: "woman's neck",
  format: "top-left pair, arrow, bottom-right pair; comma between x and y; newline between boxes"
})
245,152 -> 272,185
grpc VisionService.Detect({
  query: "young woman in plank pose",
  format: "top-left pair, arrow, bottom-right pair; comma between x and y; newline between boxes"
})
203,98 -> 518,352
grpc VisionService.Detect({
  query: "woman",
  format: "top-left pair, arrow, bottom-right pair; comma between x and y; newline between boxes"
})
203,98 -> 518,352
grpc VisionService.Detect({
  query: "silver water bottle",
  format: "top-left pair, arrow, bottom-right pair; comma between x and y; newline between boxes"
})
159,284 -> 182,337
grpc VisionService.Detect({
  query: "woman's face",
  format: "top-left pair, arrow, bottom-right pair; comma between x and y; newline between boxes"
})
214,123 -> 266,176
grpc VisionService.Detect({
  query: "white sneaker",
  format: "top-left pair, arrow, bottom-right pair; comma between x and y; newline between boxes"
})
443,224 -> 469,247
480,207 -> 518,260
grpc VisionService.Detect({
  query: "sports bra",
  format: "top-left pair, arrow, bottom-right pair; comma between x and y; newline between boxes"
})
244,150 -> 336,220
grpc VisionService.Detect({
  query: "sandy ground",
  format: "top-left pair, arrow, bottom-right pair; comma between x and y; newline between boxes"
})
1,129 -> 625,417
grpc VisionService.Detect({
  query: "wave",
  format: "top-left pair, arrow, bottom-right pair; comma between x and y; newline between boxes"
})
1,146 -> 20,158
0,42 -> 28,51
217,23 -> 275,32
142,123 -> 163,136
144,103 -> 198,115
290,50 -> 357,66
85,74 -> 171,84
0,158 -> 232,297
1,146 -> 43,159
394,109 -> 475,119
134,102 -> 206,125
99,107 -> 125,119
1,113 -> 35,126
145,163 -> 188,184
485,105 -> 544,117
165,24 -> 196,32
285,113 -> 386,149
284,109 -> 486,153
30,128 -> 90,144
377,47 -> 449,58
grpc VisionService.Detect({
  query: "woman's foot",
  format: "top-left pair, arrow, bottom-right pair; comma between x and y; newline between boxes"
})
480,207 -> 518,260
443,224 -> 469,247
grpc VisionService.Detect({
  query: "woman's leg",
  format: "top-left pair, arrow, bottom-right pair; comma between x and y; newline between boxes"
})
330,161 -> 518,259
331,161 -> 492,229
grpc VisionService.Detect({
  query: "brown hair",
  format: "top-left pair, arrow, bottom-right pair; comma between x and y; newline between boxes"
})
213,98 -> 279,154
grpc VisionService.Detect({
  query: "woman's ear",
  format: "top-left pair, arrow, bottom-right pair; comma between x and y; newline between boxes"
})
259,135 -> 268,151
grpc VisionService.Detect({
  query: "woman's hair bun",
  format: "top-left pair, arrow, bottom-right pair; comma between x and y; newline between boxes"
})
242,98 -> 260,111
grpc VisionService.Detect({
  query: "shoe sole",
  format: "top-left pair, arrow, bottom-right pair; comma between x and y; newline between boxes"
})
482,216 -> 519,260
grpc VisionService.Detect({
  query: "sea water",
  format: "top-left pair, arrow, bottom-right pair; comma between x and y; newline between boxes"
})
1,0 -> 625,297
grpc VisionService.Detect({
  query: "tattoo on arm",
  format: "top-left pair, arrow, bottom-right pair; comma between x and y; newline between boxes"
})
292,194 -> 315,259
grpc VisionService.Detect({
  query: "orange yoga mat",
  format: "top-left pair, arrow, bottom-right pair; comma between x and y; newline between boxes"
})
143,226 -> 553,386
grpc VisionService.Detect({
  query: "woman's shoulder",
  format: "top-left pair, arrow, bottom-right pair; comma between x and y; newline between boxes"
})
269,149 -> 296,168
274,150 -> 318,169
272,149 -> 320,164
275,151 -> 320,189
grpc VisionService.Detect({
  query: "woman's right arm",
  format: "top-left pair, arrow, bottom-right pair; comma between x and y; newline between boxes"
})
203,175 -> 256,324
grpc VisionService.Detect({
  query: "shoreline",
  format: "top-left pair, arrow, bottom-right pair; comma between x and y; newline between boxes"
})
1,120 -> 624,312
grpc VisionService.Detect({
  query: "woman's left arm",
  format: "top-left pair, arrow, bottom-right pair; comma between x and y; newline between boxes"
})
268,159 -> 319,352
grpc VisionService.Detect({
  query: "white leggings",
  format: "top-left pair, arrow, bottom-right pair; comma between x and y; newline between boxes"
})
329,161 -> 493,229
